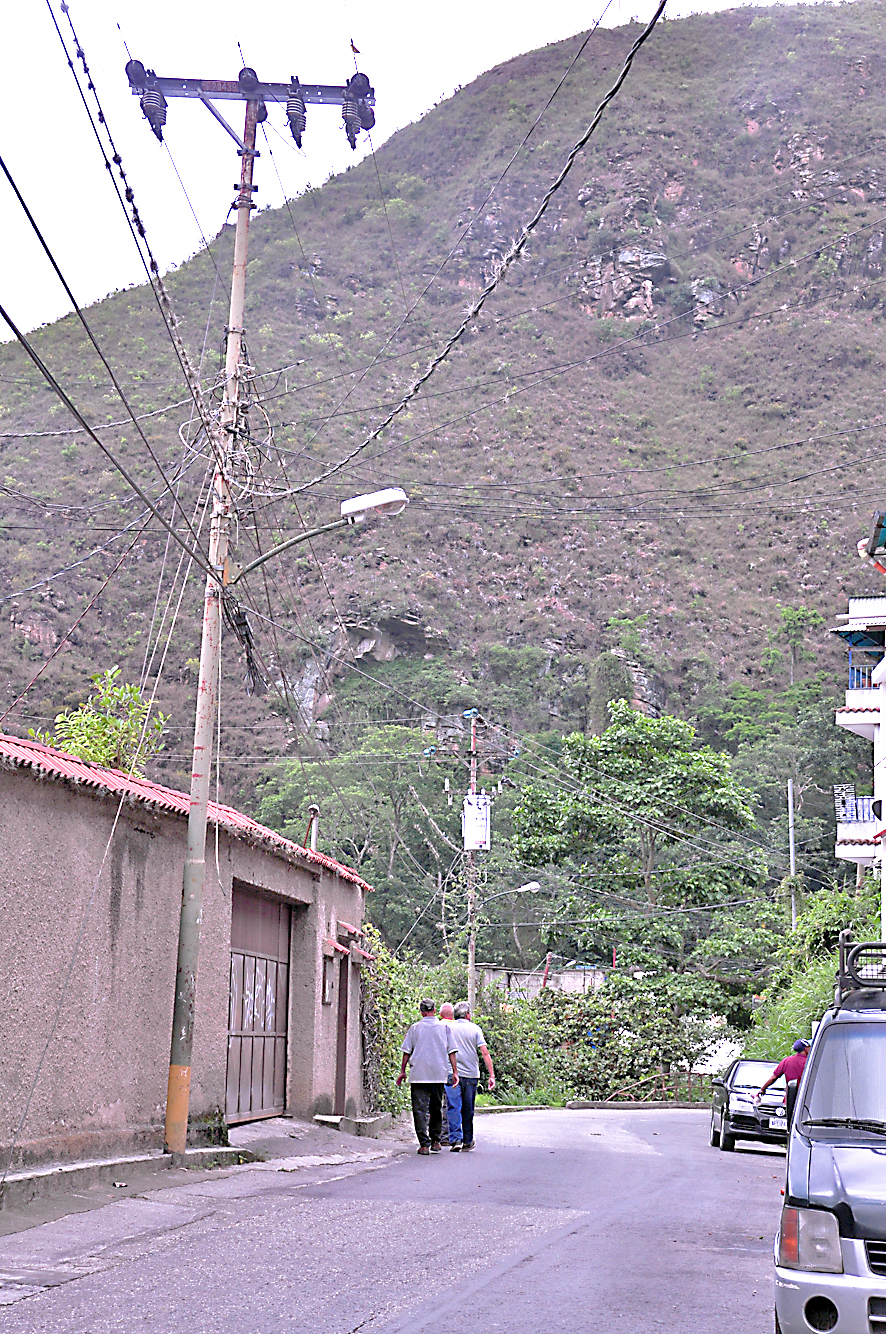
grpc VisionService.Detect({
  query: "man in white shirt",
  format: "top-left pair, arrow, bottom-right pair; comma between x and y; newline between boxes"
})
444,1001 -> 496,1152
396,999 -> 459,1155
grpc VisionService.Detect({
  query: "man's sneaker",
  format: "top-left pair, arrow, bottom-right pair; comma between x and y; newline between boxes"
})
450,1141 -> 463,1152
462,1141 -> 475,1151
417,1145 -> 430,1155
429,1141 -> 443,1153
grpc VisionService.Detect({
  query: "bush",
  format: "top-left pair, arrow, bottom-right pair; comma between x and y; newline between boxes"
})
743,955 -> 838,1061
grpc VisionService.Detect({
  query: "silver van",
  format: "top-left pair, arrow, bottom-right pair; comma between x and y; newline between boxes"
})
775,937 -> 886,1334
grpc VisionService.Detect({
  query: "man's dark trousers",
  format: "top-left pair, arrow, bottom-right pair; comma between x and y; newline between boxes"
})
410,1083 -> 445,1147
459,1077 -> 479,1146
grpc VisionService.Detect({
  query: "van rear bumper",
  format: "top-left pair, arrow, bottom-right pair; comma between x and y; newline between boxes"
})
775,1248 -> 886,1333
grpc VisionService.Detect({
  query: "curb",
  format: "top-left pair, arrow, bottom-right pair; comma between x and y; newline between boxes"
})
475,1104 -> 558,1114
0,1145 -> 257,1212
475,1101 -> 708,1114
566,1100 -> 709,1111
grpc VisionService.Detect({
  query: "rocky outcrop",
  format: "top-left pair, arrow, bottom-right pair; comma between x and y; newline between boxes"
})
580,247 -> 670,318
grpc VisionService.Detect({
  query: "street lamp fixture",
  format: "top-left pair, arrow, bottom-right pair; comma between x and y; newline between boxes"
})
476,881 -> 541,909
341,487 -> 408,521
230,487 -> 408,584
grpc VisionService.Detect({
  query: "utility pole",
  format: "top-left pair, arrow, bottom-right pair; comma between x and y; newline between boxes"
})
460,709 -> 492,1011
787,778 -> 797,931
467,710 -> 478,1012
124,59 -> 377,1161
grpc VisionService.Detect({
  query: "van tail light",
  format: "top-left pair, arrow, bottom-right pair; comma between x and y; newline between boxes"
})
779,1208 -> 800,1266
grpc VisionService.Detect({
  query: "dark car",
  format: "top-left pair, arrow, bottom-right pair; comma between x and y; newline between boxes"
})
710,1058 -> 788,1151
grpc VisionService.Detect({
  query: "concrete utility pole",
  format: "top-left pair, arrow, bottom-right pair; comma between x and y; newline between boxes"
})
124,60 -> 378,1160
467,710 -> 479,1012
787,778 -> 797,931
164,95 -> 255,1161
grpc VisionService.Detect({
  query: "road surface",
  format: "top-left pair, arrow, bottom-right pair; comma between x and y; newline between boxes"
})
0,1108 -> 783,1332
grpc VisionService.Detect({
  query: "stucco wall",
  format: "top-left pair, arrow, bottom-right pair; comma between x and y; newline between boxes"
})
0,766 -> 365,1168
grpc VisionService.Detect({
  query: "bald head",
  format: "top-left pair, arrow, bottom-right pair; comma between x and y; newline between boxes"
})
439,1003 -> 454,1020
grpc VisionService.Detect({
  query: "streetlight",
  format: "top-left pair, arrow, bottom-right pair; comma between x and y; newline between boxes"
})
475,881 -> 541,910
164,487 -> 407,1160
230,488 -> 408,583
467,881 -> 542,1009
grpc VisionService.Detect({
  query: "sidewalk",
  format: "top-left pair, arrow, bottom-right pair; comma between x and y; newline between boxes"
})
0,1116 -> 412,1243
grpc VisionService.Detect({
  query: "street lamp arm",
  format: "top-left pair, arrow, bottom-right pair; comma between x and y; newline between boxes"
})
230,517 -> 351,583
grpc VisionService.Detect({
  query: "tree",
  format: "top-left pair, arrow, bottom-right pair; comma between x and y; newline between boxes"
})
764,604 -> 825,685
514,699 -> 756,901
31,666 -> 166,777
512,700 -> 776,1032
257,726 -> 464,950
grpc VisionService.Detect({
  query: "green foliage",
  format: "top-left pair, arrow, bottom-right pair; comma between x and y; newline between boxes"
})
530,974 -> 726,1097
745,879 -> 879,1060
514,699 -> 755,890
604,612 -> 649,660
30,666 -> 166,777
744,956 -> 837,1062
766,605 -> 826,684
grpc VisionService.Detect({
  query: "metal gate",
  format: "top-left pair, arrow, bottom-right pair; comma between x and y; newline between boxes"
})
226,885 -> 291,1123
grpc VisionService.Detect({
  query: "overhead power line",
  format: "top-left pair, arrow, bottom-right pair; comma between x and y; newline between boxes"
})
0,302 -> 215,582
287,0 -> 668,495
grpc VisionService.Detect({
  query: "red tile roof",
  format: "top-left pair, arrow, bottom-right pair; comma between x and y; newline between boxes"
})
0,732 -> 371,891
836,706 -> 881,713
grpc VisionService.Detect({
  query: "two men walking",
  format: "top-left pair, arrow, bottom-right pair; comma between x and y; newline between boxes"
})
398,998 -> 495,1155
440,1001 -> 495,1152
396,999 -> 459,1154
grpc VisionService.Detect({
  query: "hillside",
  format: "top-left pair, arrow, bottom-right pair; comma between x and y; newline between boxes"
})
0,2 -> 883,843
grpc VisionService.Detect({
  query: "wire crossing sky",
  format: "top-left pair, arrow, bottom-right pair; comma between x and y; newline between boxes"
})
3,0 -> 816,337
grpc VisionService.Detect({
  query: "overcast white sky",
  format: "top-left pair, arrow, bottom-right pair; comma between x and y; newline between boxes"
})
3,0 -> 817,340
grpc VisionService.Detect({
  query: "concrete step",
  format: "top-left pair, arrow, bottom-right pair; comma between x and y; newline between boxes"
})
312,1113 -> 393,1138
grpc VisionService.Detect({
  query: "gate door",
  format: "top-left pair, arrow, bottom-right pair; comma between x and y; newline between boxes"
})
226,885 -> 291,1123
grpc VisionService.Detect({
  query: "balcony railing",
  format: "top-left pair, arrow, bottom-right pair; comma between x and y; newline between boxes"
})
834,784 -> 876,822
849,663 -> 875,690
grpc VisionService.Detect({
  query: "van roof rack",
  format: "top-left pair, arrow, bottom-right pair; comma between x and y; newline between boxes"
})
837,930 -> 886,1004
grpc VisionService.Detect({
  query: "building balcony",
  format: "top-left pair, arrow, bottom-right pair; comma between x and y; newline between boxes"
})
835,821 -> 878,865
834,786 -> 880,865
837,690 -> 881,739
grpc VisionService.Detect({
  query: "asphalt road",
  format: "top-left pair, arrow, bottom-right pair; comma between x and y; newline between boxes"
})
0,1109 -> 783,1333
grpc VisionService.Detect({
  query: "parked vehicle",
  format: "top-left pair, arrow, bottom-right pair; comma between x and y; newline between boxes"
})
775,936 -> 886,1334
710,1059 -> 788,1151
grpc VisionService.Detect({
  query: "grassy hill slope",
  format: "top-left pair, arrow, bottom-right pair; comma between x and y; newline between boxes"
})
1,1 -> 884,806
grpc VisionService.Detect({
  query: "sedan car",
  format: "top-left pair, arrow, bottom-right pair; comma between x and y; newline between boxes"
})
710,1058 -> 788,1151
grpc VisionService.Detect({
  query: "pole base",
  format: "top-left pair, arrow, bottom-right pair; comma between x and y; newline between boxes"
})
164,1063 -> 192,1156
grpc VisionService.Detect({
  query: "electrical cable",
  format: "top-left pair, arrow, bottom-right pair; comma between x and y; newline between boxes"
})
0,518 -> 149,728
273,0 -> 619,475
46,0 -> 225,470
0,302 -> 215,581
0,151 -> 205,548
285,0 -> 668,496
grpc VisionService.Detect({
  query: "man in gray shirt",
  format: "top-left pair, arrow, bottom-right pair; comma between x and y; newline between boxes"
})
445,1001 -> 496,1152
396,999 -> 458,1155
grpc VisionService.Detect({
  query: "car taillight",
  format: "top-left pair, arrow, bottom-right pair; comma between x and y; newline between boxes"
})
779,1208 -> 800,1266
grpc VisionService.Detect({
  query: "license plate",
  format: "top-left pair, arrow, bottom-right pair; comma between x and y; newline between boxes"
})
769,1116 -> 787,1131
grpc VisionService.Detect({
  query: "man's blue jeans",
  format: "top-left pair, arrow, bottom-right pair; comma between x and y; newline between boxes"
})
446,1077 -> 478,1145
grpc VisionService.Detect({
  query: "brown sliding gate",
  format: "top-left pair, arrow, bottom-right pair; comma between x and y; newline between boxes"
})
226,885 -> 291,1123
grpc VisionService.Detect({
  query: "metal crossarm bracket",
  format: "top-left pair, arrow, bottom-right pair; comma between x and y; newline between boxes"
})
128,75 -> 374,107
198,95 -> 249,151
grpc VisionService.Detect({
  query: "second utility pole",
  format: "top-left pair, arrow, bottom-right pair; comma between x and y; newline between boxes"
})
164,99 -> 258,1159
467,711 -> 478,1012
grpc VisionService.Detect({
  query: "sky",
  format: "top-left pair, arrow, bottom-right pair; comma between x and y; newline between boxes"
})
3,0 -> 818,340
